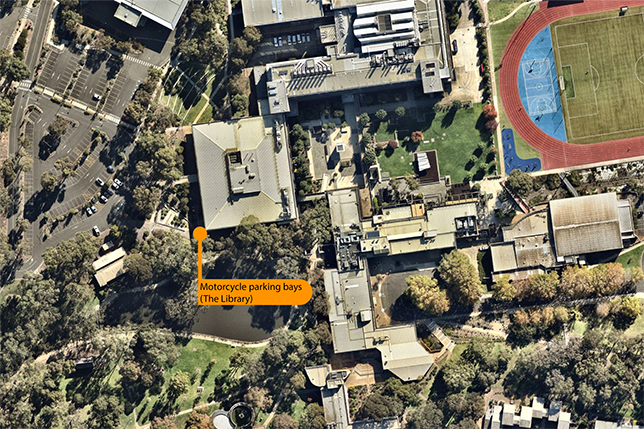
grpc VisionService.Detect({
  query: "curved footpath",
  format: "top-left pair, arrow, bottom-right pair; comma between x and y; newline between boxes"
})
499,0 -> 644,171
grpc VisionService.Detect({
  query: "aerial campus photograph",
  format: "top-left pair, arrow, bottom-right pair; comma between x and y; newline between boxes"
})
4,0 -> 644,428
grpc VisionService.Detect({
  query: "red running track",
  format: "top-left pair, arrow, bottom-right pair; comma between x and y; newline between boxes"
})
499,0 -> 644,170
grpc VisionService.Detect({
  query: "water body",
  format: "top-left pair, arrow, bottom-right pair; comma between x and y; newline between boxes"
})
191,305 -> 290,342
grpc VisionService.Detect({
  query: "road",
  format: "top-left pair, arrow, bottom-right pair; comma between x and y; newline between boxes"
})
7,0 -> 52,237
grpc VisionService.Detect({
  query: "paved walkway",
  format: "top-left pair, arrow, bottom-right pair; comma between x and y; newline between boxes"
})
489,0 -> 539,25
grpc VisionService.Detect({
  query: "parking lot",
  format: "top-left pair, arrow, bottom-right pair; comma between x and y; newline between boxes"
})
103,60 -> 148,117
71,61 -> 110,106
251,30 -> 326,65
38,45 -> 151,118
38,49 -> 82,94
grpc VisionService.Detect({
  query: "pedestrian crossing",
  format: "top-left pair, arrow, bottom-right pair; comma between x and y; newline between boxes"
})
122,54 -> 156,68
21,6 -> 31,19
17,80 -> 32,91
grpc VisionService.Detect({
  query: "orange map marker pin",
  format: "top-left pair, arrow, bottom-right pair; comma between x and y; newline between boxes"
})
192,227 -> 312,306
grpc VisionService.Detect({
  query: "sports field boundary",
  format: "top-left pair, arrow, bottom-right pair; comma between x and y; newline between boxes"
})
499,0 -> 644,171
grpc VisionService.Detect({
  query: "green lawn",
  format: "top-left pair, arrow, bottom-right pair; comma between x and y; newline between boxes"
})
376,104 -> 499,183
550,8 -> 644,144
488,0 -> 530,22
371,119 -> 397,142
132,339 -> 265,426
183,94 -> 208,125
625,305 -> 644,337
616,245 -> 644,269
489,2 -> 542,161
61,338 -> 264,428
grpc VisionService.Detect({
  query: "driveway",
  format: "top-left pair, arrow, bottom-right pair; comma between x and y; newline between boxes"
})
446,1 -> 482,103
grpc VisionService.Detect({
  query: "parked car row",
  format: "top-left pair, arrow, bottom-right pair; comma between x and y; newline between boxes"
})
273,33 -> 311,47
87,166 -> 123,218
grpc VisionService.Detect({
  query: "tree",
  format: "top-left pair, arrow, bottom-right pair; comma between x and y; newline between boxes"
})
357,392 -> 403,421
88,395 -> 123,429
270,414 -> 298,429
442,358 -> 476,392
492,276 -> 516,301
42,231 -> 100,283
54,156 -> 75,178
132,185 -> 161,218
227,73 -> 249,95
410,131 -> 423,144
124,253 -> 154,283
168,370 -> 190,399
231,93 -> 249,117
150,416 -> 178,429
388,139 -> 399,149
359,112 -> 370,127
364,149 -> 377,166
47,117 -> 69,140
0,94 -> 12,131
483,104 -> 497,119
404,172 -> 419,191
405,401 -> 443,429
516,271 -> 559,302
375,109 -> 388,121
485,119 -> 499,133
184,410 -> 214,429
442,392 -> 485,422
438,250 -> 482,306
242,26 -> 262,46
613,296 -> 641,329
506,169 -> 533,198
405,275 -> 450,315
244,386 -> 271,411
289,372 -> 307,390
395,106 -> 406,117
40,171 -> 58,192
60,8 -> 82,34
362,132 -> 373,145
300,404 -> 326,429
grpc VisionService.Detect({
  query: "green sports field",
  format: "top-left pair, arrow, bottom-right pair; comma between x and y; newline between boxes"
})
551,8 -> 644,145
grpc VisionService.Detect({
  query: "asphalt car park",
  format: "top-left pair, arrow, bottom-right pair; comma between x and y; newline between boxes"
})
37,49 -> 83,93
71,61 -> 110,106
102,60 -> 148,117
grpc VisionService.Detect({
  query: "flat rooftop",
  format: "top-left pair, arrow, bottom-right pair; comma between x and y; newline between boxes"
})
114,0 -> 189,29
241,0 -> 324,27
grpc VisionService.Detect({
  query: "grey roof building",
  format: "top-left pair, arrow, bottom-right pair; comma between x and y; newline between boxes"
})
253,0 -> 453,114
491,193 -> 635,281
192,116 -> 296,231
113,0 -> 189,29
241,0 -> 324,27
325,267 -> 436,381
305,365 -> 401,429
550,193 -> 626,258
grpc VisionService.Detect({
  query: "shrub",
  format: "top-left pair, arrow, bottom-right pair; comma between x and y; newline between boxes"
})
364,150 -> 377,166
375,109 -> 387,121
410,131 -> 423,144
483,104 -> 497,119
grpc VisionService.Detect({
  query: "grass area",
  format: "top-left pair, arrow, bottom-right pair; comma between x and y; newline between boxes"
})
133,339 -> 264,426
570,319 -> 588,335
488,0 -> 530,22
625,304 -> 644,337
183,94 -> 208,125
0,280 -> 20,302
550,8 -> 644,144
376,104 -> 498,183
371,119 -> 397,142
616,245 -> 644,269
174,404 -> 218,428
489,2 -> 542,161
197,104 -> 214,123
561,65 -> 575,98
